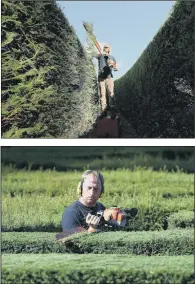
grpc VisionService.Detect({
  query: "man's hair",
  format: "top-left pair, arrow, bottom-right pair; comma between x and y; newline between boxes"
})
77,170 -> 104,196
103,43 -> 111,53
104,43 -> 111,49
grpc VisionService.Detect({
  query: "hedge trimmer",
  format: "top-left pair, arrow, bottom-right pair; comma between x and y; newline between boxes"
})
83,21 -> 102,54
83,21 -> 117,70
97,207 -> 138,227
56,207 -> 138,241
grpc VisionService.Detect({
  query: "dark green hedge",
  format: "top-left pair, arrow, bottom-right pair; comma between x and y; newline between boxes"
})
1,0 -> 98,138
114,0 -> 194,138
1,146 -> 194,173
2,229 -> 193,255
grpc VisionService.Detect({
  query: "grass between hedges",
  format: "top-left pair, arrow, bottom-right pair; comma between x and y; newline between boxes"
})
2,229 -> 193,255
2,254 -> 194,284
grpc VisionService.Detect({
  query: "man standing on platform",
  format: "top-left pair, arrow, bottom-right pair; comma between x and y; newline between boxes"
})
96,44 -> 117,117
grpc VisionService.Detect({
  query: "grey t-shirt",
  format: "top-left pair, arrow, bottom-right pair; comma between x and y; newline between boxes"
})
61,200 -> 105,231
96,54 -> 116,79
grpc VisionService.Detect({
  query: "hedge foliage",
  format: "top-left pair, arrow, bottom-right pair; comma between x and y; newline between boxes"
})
2,269 -> 194,284
2,146 -> 194,173
3,197 -> 193,232
2,165 -> 193,232
114,0 -> 194,138
2,254 -> 194,284
168,210 -> 194,229
2,229 -> 193,255
2,0 -> 98,138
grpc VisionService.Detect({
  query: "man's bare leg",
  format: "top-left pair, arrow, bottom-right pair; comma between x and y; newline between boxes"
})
105,78 -> 115,117
99,79 -> 107,114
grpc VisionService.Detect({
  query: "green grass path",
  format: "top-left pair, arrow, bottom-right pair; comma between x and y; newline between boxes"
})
3,254 -> 193,273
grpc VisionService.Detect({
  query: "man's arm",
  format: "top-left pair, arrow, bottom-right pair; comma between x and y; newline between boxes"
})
56,208 -> 85,240
91,52 -> 101,59
109,56 -> 117,70
56,209 -> 101,240
56,227 -> 85,240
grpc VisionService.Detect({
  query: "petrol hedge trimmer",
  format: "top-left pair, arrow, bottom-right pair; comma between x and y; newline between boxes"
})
97,206 -> 138,227
83,21 -> 117,70
56,207 -> 138,241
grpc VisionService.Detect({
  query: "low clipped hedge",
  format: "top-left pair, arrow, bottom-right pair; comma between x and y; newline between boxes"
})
2,229 -> 193,255
2,232 -> 69,254
1,206 -> 180,232
109,206 -> 191,232
168,210 -> 194,229
2,254 -> 194,284
125,207 -> 170,231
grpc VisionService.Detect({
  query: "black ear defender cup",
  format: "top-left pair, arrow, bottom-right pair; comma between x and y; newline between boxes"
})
77,170 -> 104,197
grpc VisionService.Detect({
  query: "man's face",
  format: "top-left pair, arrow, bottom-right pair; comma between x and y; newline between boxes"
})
104,46 -> 110,54
82,174 -> 102,206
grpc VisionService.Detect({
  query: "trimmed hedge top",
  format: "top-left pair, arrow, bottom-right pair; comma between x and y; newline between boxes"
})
2,228 -> 193,255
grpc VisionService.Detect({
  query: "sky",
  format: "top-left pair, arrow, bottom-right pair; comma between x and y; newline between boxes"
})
57,1 -> 175,81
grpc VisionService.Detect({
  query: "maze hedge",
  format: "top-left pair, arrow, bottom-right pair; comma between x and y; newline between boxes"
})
168,210 -> 194,229
2,0 -> 98,138
114,0 -> 194,138
2,229 -> 193,255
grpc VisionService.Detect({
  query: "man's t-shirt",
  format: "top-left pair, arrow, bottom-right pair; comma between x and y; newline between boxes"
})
97,54 -> 116,79
61,200 -> 106,231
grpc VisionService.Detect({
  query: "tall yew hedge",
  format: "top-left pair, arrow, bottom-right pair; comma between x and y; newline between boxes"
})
114,0 -> 194,138
2,0 -> 98,138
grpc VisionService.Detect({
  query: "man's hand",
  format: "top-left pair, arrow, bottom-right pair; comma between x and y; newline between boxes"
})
86,213 -> 101,232
108,60 -> 117,70
107,59 -> 115,67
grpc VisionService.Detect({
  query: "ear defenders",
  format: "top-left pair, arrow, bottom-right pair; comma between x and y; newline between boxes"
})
77,170 -> 104,197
